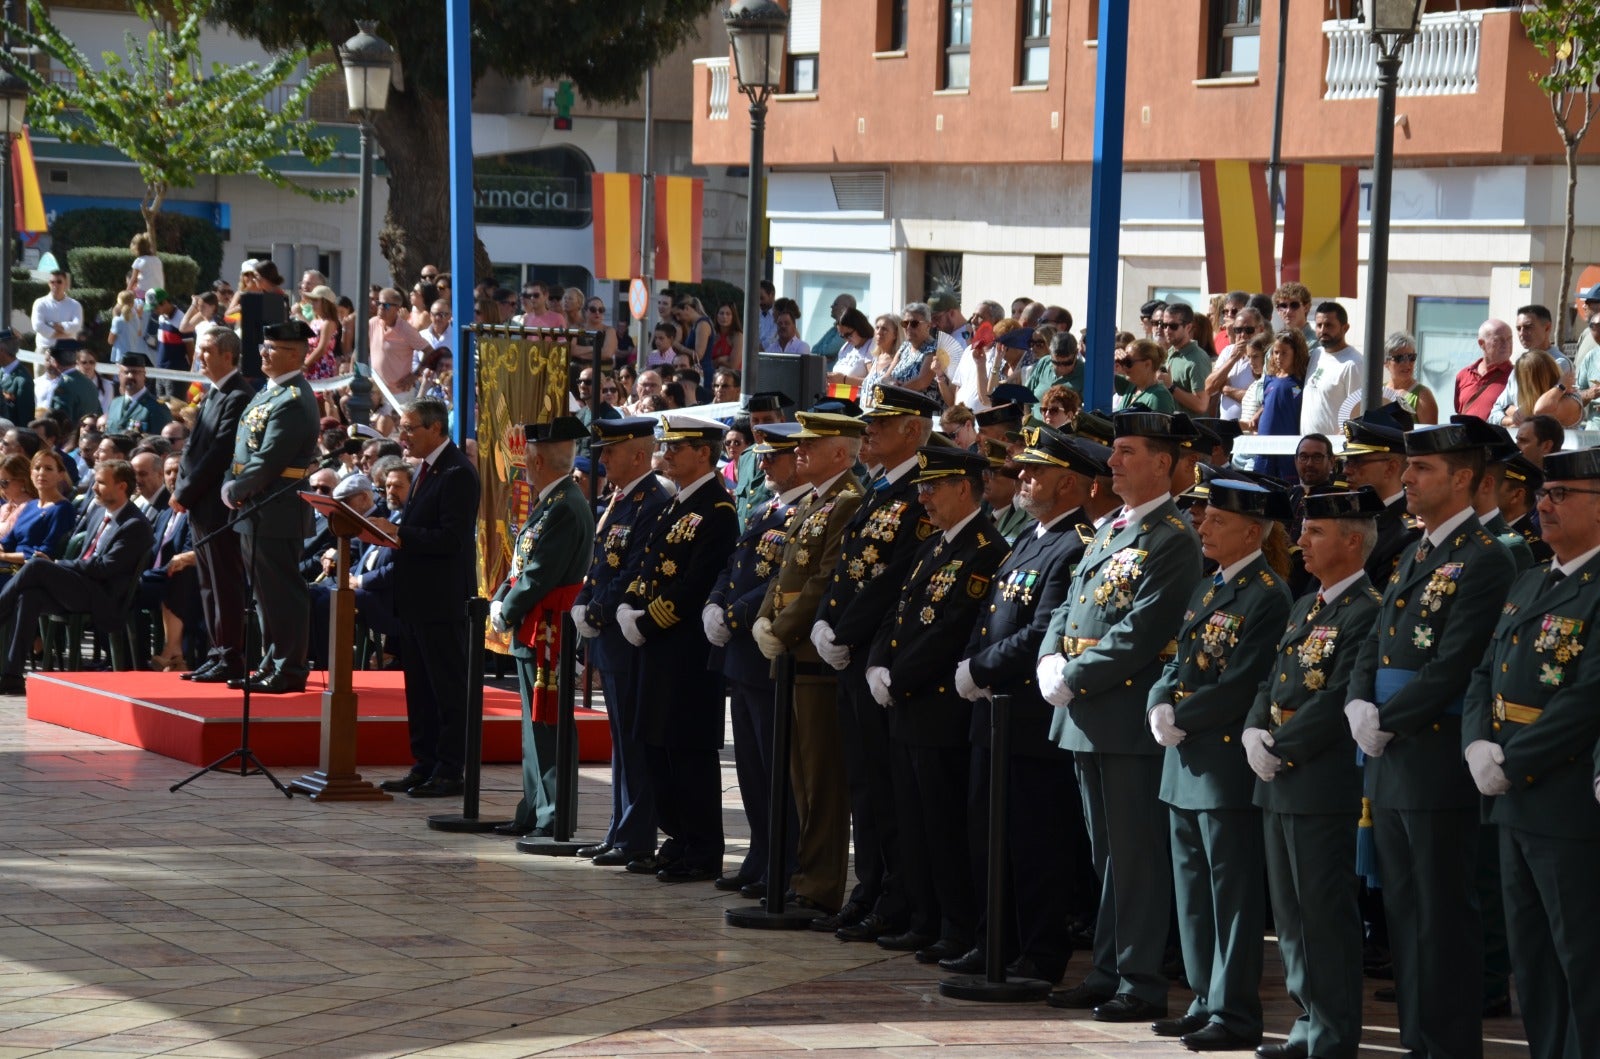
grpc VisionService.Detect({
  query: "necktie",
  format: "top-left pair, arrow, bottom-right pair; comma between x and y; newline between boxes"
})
873,474 -> 891,492
413,458 -> 430,492
80,515 -> 112,561
593,490 -> 621,538
1111,508 -> 1131,530
1549,568 -> 1566,588
1213,571 -> 1226,587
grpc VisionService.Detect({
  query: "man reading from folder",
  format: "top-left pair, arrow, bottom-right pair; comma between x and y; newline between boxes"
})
489,417 -> 596,836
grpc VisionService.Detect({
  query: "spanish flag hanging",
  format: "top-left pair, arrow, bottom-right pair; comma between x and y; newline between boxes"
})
590,172 -> 642,281
1198,160 -> 1275,296
653,175 -> 704,284
1281,163 -> 1359,299
11,127 -> 47,233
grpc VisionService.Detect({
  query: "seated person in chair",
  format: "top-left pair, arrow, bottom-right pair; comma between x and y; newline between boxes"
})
307,472 -> 395,669
140,453 -> 202,671
0,459 -> 154,693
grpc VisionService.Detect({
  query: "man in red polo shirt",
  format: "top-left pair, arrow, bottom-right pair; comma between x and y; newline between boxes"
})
1454,318 -> 1513,419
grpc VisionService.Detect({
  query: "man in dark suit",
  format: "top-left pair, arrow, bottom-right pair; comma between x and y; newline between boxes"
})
105,353 -> 172,436
221,321 -> 320,694
488,417 -> 595,836
0,460 -> 154,693
138,452 -> 201,665
370,397 -> 480,798
618,413 -> 739,881
944,426 -> 1102,984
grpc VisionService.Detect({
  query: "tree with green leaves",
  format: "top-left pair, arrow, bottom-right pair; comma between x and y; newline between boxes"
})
205,0 -> 717,285
0,0 -> 343,251
1523,2 -> 1600,344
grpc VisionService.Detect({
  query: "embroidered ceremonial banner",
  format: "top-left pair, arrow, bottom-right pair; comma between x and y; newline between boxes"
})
1198,160 -> 1275,296
653,175 -> 704,283
1282,163 -> 1359,298
590,172 -> 642,280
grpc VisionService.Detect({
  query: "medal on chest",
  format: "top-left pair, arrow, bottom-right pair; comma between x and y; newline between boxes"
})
1533,613 -> 1585,686
1092,548 -> 1146,610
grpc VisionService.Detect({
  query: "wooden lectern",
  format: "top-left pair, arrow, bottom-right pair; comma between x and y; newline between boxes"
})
288,494 -> 401,801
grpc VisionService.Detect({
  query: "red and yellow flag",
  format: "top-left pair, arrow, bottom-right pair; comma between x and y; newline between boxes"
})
826,380 -> 859,401
653,175 -> 704,284
590,172 -> 642,281
1281,163 -> 1358,299
11,127 -> 46,232
1198,160 -> 1275,295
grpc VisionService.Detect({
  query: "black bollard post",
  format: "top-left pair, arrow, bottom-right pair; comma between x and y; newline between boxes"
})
940,693 -> 1051,1001
726,653 -> 816,929
430,597 -> 512,832
518,612 -> 591,856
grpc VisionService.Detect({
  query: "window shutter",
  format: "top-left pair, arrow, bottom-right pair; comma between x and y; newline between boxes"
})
789,0 -> 821,54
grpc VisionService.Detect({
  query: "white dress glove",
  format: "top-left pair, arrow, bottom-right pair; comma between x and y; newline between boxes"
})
220,481 -> 238,510
866,666 -> 893,707
1148,703 -> 1187,747
1242,727 -> 1281,782
488,599 -> 508,634
810,621 -> 851,670
571,603 -> 599,639
702,604 -> 731,646
616,604 -> 645,647
1344,699 -> 1393,757
752,616 -> 785,660
954,658 -> 984,702
1037,653 -> 1073,707
1465,739 -> 1512,797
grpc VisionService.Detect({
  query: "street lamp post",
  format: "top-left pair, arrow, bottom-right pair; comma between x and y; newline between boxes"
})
339,20 -> 394,427
1360,0 -> 1423,412
0,68 -> 28,324
724,0 -> 787,398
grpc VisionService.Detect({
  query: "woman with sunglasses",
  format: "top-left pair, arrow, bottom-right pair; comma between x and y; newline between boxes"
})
1111,338 -> 1175,413
1381,331 -> 1438,425
570,296 -> 619,379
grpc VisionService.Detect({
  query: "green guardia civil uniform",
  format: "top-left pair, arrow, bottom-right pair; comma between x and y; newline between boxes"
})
1483,510 -> 1535,573
733,445 -> 772,531
106,390 -> 172,436
493,462 -> 595,833
1152,537 -> 1290,1041
1462,466 -> 1600,1059
992,500 -> 1033,544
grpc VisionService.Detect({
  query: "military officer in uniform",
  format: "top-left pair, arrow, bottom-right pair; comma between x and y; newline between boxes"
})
489,417 -> 595,837
617,414 -> 739,882
866,446 -> 1009,965
1037,410 -> 1203,1022
1147,480 -> 1293,1051
981,438 -> 1033,543
732,392 -> 792,529
1463,449 -> 1600,1059
810,385 -> 939,942
105,353 -> 172,435
1338,407 -> 1419,588
1496,453 -> 1551,565
1242,488 -> 1386,1059
752,412 -> 867,912
220,320 -> 320,693
573,417 -> 674,868
943,425 -> 1103,984
1345,417 -> 1515,1059
705,421 -> 810,894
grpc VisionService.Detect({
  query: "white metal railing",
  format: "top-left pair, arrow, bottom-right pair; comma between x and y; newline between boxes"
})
700,56 -> 730,121
1323,10 -> 1484,100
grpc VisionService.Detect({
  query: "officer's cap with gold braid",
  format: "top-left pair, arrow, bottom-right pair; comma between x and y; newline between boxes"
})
590,415 -> 658,447
657,413 -> 726,443
791,411 -> 867,440
1072,410 -> 1116,446
1208,479 -> 1294,523
1302,485 -> 1386,520
263,319 -> 315,344
911,445 -> 988,483
1405,415 -> 1502,456
1497,452 -> 1543,492
1542,447 -> 1600,481
749,421 -> 805,454
981,437 -> 1021,477
524,416 -> 588,444
1182,461 -> 1247,501
1113,410 -> 1200,442
1179,417 -> 1224,453
1342,407 -> 1408,455
1014,424 -> 1110,478
1192,417 -> 1242,447
1471,416 -> 1523,464
860,384 -> 940,419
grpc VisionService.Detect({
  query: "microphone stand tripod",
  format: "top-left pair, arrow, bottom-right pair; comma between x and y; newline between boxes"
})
170,467 -> 317,796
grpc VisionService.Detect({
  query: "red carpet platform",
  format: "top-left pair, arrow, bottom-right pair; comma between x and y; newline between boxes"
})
23,671 -> 612,769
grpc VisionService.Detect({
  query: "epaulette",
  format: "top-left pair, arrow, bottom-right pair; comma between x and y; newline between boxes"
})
1403,514 -> 1422,530
1258,570 -> 1277,587
1075,523 -> 1095,545
1364,586 -> 1383,603
1476,529 -> 1495,546
715,501 -> 736,512
1166,514 -> 1187,531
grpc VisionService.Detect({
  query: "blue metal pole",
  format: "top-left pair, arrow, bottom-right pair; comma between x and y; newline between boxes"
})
446,0 -> 475,443
1082,0 -> 1129,415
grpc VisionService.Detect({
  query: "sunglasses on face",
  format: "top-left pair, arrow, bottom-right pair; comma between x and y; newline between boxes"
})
1276,301 -> 1301,311
1388,353 -> 1417,364
1159,321 -> 1185,330
1115,355 -> 1142,367
1043,405 -> 1068,415
378,302 -> 402,309
1229,325 -> 1257,336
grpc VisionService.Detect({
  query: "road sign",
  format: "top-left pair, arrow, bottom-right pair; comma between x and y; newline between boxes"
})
628,278 -> 648,320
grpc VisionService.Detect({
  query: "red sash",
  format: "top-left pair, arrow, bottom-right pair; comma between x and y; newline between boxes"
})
514,581 -> 584,725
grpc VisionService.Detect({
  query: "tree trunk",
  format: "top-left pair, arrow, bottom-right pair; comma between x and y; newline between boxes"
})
1560,138 -> 1578,347
141,184 -> 164,253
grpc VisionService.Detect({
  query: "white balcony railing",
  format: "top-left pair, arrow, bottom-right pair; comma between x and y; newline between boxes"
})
1323,10 -> 1484,100
699,56 -> 730,121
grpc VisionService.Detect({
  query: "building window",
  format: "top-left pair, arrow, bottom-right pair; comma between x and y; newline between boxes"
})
788,55 -> 818,93
1209,0 -> 1262,78
882,0 -> 908,52
1414,297 -> 1490,417
788,0 -> 820,92
1021,0 -> 1051,84
944,0 -> 973,89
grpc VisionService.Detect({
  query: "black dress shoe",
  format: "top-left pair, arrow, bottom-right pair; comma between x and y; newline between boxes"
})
180,661 -> 218,681
378,771 -> 428,793
1373,985 -> 1396,1002
1255,1043 -> 1308,1059
876,930 -> 936,952
491,822 -> 534,836
1181,1023 -> 1260,1052
937,946 -> 985,974
1092,994 -> 1168,1022
576,842 -> 612,859
738,880 -> 767,900
834,912 -> 895,943
591,847 -> 634,866
1045,982 -> 1115,1009
191,665 -> 244,684
656,863 -> 718,883
713,873 -> 754,892
810,902 -> 867,933
623,855 -> 660,874
240,671 -> 305,694
915,938 -> 971,965
406,777 -> 463,798
0,674 -> 25,696
778,894 -> 833,914
1006,957 -> 1063,984
1153,1014 -> 1211,1038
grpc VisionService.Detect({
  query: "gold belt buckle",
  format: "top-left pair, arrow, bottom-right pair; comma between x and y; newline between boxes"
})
1270,704 -> 1282,727
1492,695 -> 1506,723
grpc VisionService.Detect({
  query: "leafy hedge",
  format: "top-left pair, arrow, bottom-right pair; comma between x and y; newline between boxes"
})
66,247 -> 199,301
47,208 -> 224,288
